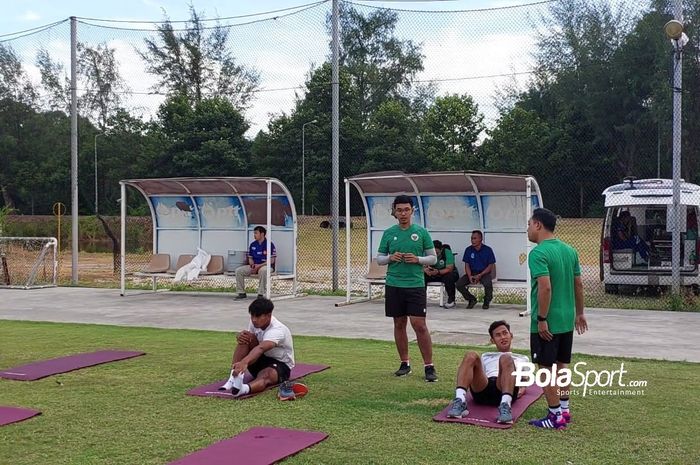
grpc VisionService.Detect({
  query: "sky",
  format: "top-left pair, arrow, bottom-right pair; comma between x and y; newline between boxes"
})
0,0 -> 549,135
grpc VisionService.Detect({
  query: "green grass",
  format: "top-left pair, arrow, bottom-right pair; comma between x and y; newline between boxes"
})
1,320 -> 698,465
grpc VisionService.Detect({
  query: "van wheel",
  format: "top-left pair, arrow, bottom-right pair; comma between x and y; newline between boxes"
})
604,284 -> 619,294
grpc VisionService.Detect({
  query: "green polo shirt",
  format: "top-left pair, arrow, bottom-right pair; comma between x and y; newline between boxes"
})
529,239 -> 581,334
435,248 -> 455,270
378,224 -> 434,288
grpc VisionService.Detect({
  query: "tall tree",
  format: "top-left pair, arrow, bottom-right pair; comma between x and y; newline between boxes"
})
140,7 -> 260,108
77,42 -> 128,130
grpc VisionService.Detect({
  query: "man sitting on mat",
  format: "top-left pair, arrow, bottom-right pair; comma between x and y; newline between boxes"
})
219,297 -> 295,399
445,320 -> 529,424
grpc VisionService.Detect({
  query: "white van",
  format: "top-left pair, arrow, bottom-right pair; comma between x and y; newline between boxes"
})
601,178 -> 700,293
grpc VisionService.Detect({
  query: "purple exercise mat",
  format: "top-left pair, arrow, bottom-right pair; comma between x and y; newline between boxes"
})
0,406 -> 41,426
433,385 -> 543,429
187,363 -> 330,399
0,350 -> 146,381
168,427 -> 328,465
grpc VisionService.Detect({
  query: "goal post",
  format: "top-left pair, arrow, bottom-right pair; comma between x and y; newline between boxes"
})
0,237 -> 58,289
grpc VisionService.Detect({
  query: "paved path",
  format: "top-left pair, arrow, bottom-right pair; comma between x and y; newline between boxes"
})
2,287 -> 699,362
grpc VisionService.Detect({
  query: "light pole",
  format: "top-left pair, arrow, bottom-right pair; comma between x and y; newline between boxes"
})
664,13 -> 688,295
94,133 -> 102,215
302,119 -> 317,216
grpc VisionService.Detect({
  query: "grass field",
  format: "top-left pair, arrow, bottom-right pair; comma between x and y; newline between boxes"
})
1,320 -> 699,465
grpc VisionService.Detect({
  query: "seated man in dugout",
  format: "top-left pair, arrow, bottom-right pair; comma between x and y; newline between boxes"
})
423,240 -> 459,308
611,210 -> 649,264
455,230 -> 496,309
446,320 -> 529,424
234,226 -> 277,299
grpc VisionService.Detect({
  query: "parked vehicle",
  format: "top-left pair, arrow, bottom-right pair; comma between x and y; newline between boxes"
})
600,178 -> 700,294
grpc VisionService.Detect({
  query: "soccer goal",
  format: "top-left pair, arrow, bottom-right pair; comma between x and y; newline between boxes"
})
0,237 -> 58,289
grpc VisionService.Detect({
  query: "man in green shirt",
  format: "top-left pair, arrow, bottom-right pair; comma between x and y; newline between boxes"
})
424,240 -> 459,308
526,207 -> 588,430
377,195 -> 439,382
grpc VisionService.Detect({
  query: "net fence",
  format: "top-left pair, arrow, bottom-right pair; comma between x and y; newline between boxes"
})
1,0 -> 699,309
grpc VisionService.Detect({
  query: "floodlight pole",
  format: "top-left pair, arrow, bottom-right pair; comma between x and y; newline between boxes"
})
70,16 -> 79,284
668,2 -> 684,295
331,0 -> 340,290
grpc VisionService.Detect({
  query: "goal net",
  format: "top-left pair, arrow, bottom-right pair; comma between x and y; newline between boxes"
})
0,237 -> 58,289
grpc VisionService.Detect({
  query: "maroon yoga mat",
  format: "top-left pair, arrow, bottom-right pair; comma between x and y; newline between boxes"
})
0,406 -> 41,426
187,363 -> 329,399
433,385 -> 543,429
168,427 -> 328,465
0,350 -> 146,381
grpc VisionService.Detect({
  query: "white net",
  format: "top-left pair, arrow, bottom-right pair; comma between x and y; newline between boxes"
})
0,237 -> 58,289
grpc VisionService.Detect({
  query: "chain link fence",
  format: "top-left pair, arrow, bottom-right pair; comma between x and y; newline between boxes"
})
2,0 -> 699,309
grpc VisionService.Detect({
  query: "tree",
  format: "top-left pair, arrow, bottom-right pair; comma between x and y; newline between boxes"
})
0,43 -> 36,106
419,94 -> 484,171
77,42 -> 128,130
152,95 -> 251,177
140,7 -> 260,108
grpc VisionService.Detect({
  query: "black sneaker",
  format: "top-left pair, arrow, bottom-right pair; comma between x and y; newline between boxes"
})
424,365 -> 438,382
234,293 -> 247,300
466,299 -> 477,309
482,303 -> 490,310
394,362 -> 411,377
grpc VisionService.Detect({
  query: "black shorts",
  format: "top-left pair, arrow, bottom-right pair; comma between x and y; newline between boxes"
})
247,354 -> 291,383
472,377 -> 520,406
530,331 -> 574,367
385,285 -> 427,318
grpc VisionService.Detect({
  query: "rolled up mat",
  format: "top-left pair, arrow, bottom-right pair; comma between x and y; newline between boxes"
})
0,350 -> 145,381
168,427 -> 328,465
433,385 -> 543,429
187,363 -> 329,399
0,406 -> 41,426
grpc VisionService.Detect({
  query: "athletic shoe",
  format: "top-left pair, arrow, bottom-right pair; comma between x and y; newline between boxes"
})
218,378 -> 235,391
394,362 -> 411,377
444,300 -> 456,309
562,411 -> 572,423
446,398 -> 468,418
424,365 -> 438,382
529,412 -> 567,430
496,402 -> 513,424
234,293 -> 247,300
257,294 -> 263,298
466,298 -> 477,309
482,303 -> 490,310
278,381 -> 296,401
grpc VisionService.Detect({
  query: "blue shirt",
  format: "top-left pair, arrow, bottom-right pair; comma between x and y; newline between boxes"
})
462,244 -> 496,273
249,239 -> 276,268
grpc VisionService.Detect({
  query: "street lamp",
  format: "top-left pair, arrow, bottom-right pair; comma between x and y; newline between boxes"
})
94,133 -> 102,215
664,10 -> 688,295
302,119 -> 317,216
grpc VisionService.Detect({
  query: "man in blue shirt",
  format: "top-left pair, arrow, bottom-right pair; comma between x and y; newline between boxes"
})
234,226 -> 277,299
456,230 -> 496,309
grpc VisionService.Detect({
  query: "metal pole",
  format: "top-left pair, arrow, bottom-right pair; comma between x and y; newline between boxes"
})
331,0 -> 340,291
70,17 -> 79,284
671,1 -> 683,295
94,134 -> 101,215
120,182 -> 126,296
302,124 -> 305,217
345,179 -> 351,303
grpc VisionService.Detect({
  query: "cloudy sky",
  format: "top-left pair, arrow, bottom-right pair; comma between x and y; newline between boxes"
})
1,0 -> 549,135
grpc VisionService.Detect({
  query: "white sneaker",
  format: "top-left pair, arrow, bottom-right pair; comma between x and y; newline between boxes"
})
219,378 -> 235,391
444,301 -> 456,309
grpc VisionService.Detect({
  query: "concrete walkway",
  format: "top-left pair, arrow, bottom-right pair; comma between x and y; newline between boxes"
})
1,287 -> 699,362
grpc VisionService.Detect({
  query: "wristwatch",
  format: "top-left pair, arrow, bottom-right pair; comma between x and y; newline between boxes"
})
537,314 -> 547,322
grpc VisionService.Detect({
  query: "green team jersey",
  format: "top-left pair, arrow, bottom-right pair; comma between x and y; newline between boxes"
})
529,238 -> 581,334
378,224 -> 434,288
435,248 -> 455,270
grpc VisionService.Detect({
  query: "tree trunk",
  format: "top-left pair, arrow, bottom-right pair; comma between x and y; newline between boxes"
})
1,186 -> 15,210
96,215 -> 120,274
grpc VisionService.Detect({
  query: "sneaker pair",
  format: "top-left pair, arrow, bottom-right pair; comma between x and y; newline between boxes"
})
529,411 -> 567,429
394,363 -> 438,382
446,398 -> 468,418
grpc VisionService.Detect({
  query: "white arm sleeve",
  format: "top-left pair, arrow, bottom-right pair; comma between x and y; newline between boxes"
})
376,254 -> 391,266
418,248 -> 437,265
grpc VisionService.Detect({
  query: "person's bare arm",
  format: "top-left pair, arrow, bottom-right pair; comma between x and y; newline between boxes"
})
536,275 -> 553,341
232,340 -> 276,374
574,276 -> 588,335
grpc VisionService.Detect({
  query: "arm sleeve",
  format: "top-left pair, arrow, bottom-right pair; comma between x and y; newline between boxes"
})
271,242 -> 277,257
376,254 -> 391,266
528,249 -> 549,279
488,247 -> 496,264
573,249 -> 581,276
262,326 -> 285,346
418,248 -> 437,265
377,231 -> 389,254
